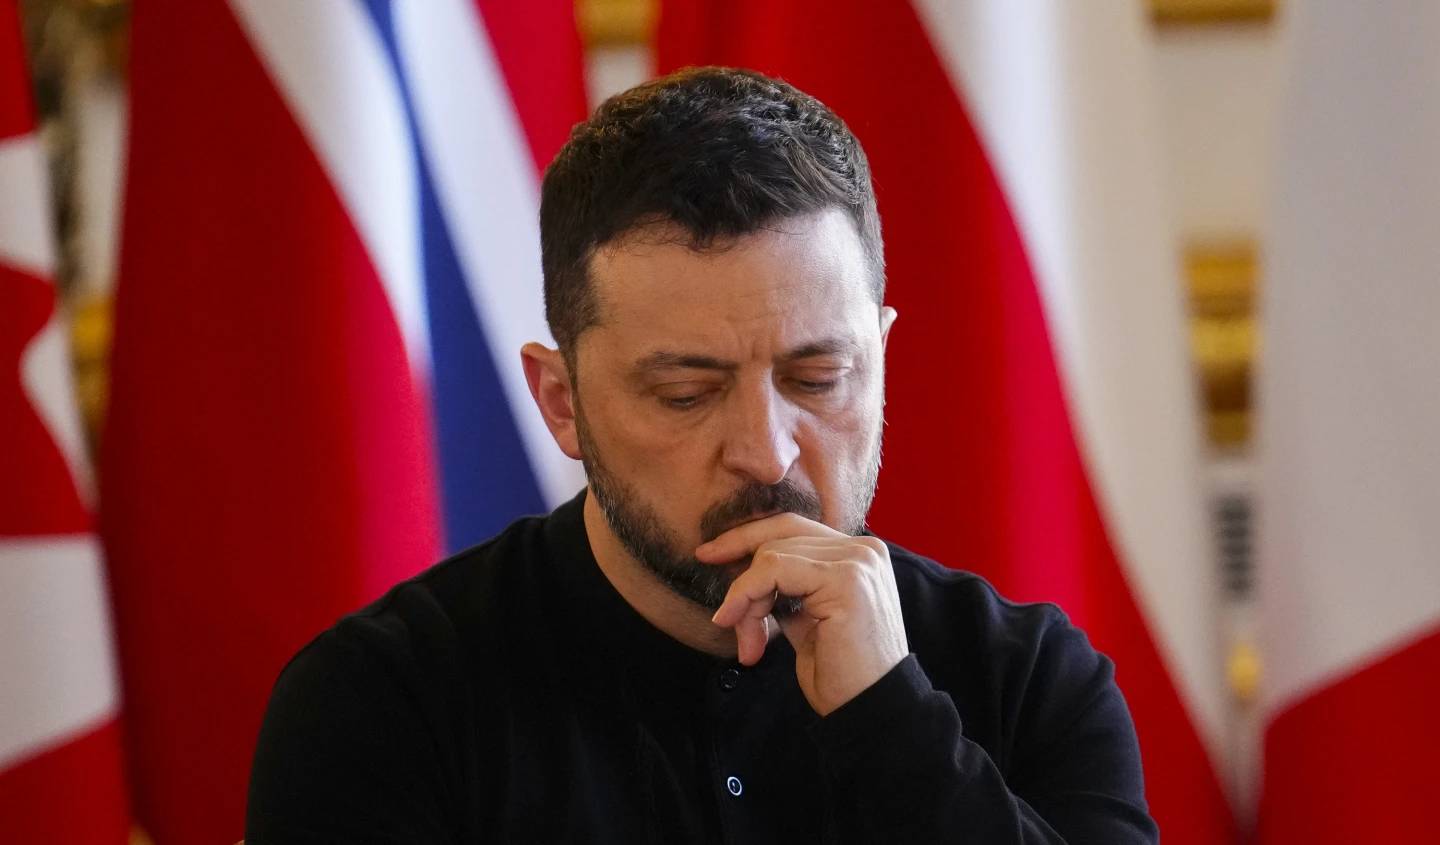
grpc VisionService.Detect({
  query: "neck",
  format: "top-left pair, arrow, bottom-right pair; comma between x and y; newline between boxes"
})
582,490 -> 745,659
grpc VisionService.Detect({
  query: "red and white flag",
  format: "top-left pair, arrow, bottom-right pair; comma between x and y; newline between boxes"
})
103,1 -> 584,841
0,1 -> 130,840
659,2 -> 1234,839
1257,2 -> 1440,840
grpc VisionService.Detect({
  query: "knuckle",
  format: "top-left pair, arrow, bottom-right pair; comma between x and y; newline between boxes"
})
754,541 -> 789,561
750,547 -> 780,567
841,543 -> 877,568
857,535 -> 888,556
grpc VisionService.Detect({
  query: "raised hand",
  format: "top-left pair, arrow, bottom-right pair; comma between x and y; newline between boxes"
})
699,514 -> 909,716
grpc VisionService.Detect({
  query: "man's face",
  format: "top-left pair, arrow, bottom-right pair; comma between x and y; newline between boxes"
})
572,208 -> 893,611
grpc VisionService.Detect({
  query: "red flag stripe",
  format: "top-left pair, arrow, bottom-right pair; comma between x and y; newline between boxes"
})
657,2 -> 1233,839
0,0 -> 34,140
472,0 -> 588,174
102,3 -> 441,841
0,719 -> 129,843
1258,625 -> 1440,842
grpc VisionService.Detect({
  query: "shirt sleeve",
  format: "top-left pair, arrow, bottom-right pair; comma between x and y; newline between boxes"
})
245,629 -> 456,845
810,623 -> 1159,843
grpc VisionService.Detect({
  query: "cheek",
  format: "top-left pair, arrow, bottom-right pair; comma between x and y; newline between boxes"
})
796,407 -> 881,516
611,412 -> 716,472
586,395 -> 722,511
602,388 -> 713,452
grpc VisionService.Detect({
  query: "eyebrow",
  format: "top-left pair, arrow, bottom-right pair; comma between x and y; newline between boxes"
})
634,351 -> 738,373
632,338 -> 860,374
779,338 -> 861,362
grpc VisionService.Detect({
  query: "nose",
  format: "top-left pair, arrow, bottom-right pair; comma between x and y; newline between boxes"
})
719,378 -> 800,486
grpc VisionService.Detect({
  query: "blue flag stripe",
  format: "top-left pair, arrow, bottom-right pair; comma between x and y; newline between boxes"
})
359,0 -> 547,551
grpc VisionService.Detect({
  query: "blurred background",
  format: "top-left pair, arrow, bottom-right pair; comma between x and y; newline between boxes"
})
2,0 -> 1435,842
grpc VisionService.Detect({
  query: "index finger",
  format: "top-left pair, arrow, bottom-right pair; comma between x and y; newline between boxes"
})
695,512 -> 845,563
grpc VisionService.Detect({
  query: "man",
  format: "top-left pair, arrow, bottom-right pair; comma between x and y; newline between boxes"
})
246,67 -> 1157,843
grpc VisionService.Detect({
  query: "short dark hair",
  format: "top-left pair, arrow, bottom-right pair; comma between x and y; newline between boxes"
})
539,66 -> 884,361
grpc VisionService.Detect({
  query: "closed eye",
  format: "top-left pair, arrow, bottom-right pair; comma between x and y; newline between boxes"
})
653,383 -> 719,410
661,394 -> 704,410
790,379 -> 838,394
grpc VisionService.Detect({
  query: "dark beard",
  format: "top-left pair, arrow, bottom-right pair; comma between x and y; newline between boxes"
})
577,411 -> 864,615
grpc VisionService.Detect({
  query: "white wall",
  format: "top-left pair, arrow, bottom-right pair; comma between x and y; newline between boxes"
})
1155,23 -> 1279,242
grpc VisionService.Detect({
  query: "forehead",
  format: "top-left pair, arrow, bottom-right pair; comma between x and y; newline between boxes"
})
585,208 -> 876,355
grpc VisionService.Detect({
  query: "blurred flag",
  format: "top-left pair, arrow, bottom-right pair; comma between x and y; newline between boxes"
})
102,1 -> 584,841
1257,2 -> 1440,840
660,1 -> 1233,839
0,1 -> 130,840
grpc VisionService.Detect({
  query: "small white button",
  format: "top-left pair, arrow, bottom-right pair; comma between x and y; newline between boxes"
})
725,775 -> 743,796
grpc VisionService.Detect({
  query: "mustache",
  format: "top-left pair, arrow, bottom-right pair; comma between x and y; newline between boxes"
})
698,480 -> 822,543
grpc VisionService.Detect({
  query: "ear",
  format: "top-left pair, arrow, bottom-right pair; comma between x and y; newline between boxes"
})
879,306 -> 898,352
521,342 -> 582,460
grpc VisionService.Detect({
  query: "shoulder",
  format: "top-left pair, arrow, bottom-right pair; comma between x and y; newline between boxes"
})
247,515 -> 552,841
882,541 -> 1121,752
250,511 -> 556,835
338,512 -> 549,661
884,541 -> 1087,663
268,510 -> 555,719
880,542 -> 1150,829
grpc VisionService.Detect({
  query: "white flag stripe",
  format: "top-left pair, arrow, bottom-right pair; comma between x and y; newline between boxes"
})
911,0 -> 1226,769
226,0 -> 432,374
1259,0 -> 1440,714
394,0 -> 587,508
0,136 -> 56,277
20,316 -> 95,505
0,536 -> 120,770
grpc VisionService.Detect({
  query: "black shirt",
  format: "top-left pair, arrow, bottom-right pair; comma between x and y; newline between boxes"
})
246,491 -> 1157,843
